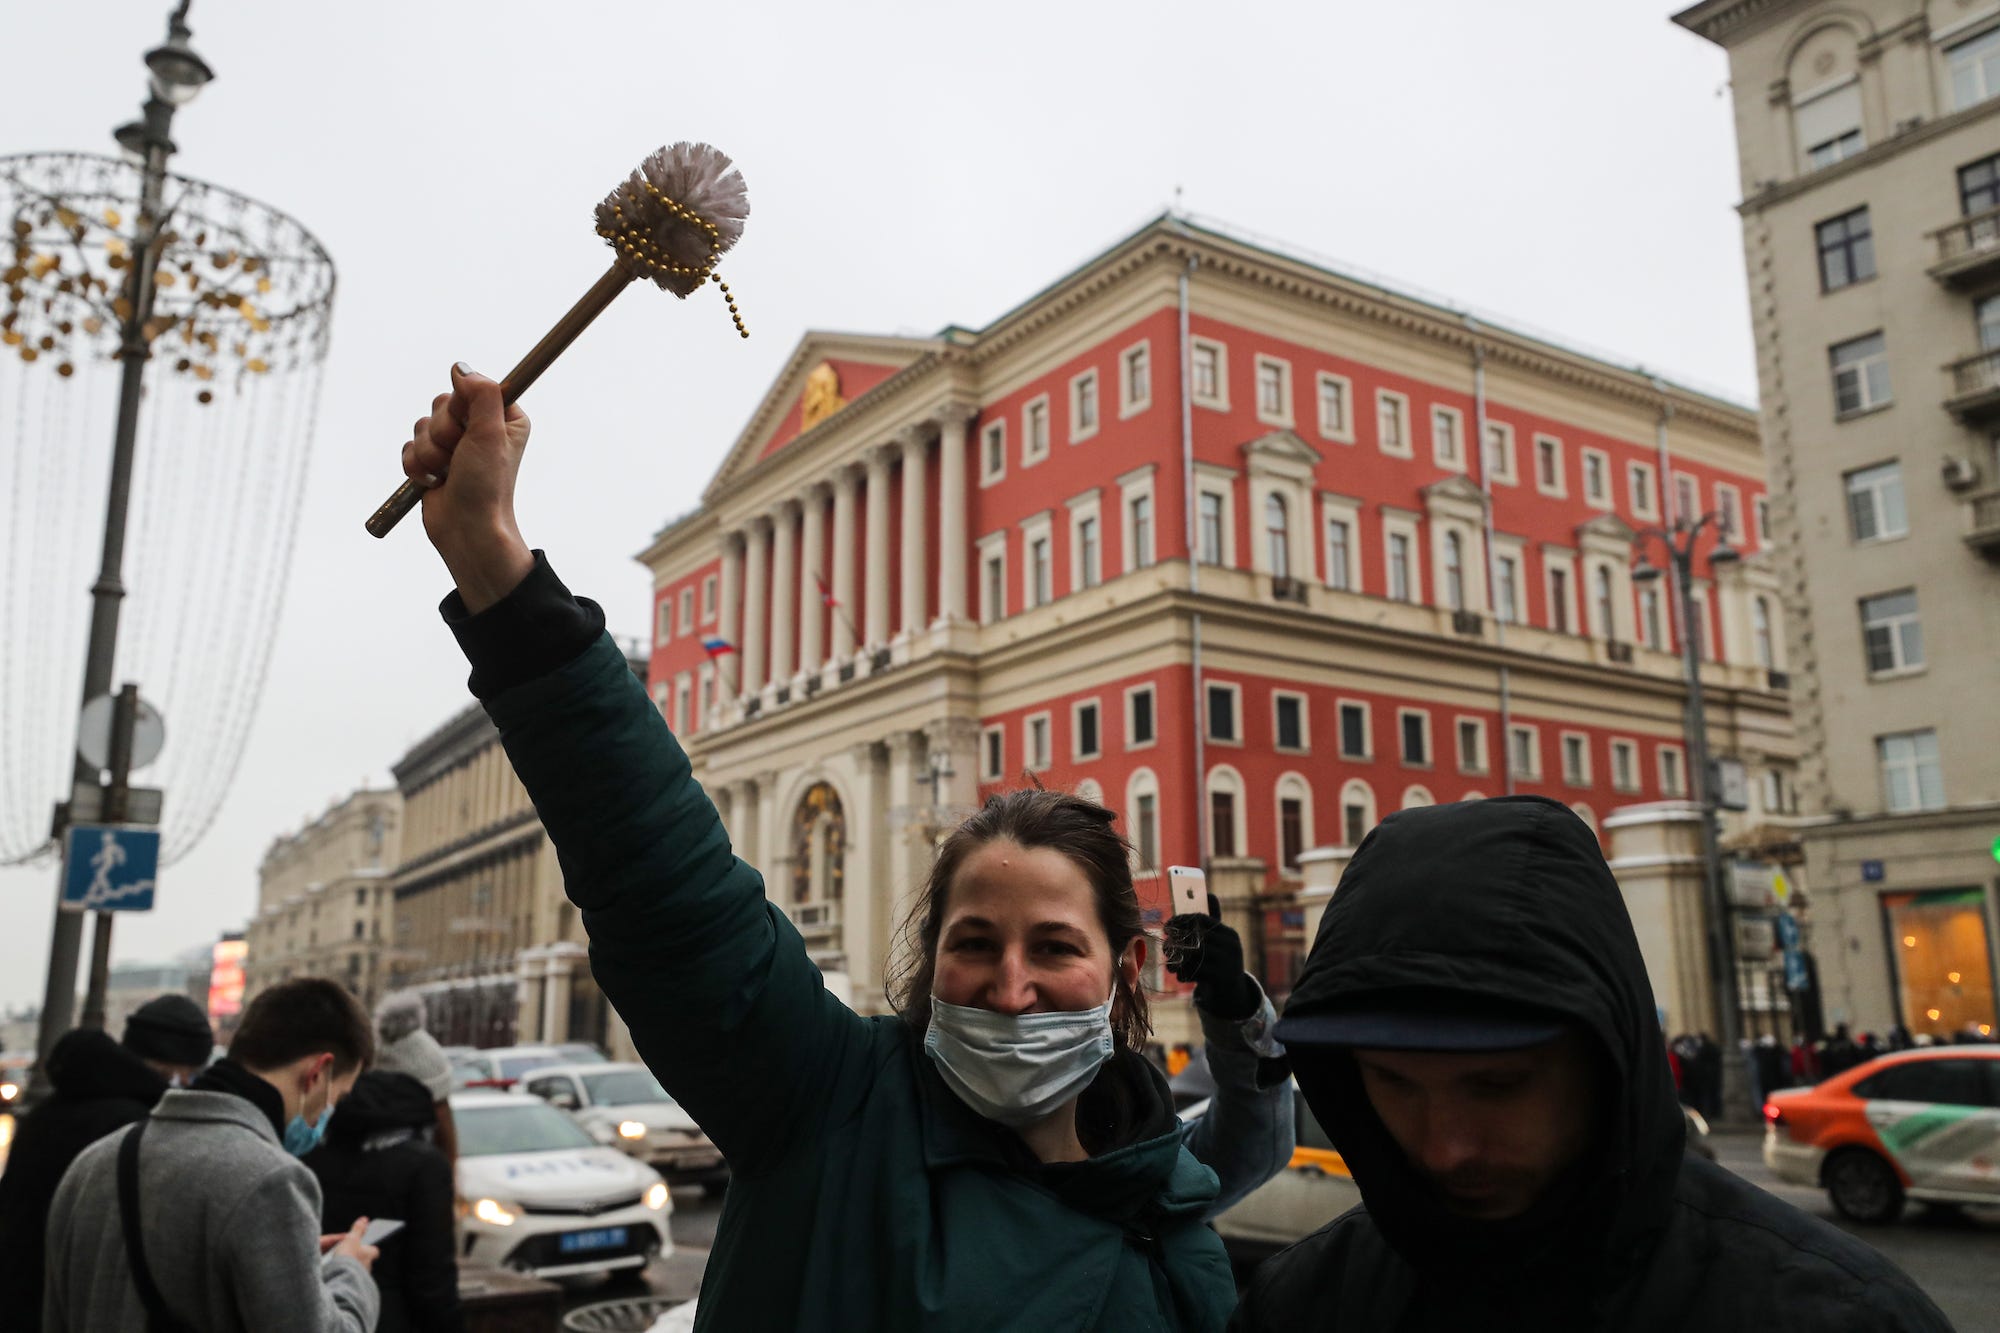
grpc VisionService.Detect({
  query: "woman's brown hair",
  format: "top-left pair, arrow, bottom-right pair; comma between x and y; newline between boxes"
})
887,787 -> 1151,1049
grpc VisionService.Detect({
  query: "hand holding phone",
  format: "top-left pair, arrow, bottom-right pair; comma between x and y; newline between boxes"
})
1167,866 -> 1208,919
360,1218 -> 404,1246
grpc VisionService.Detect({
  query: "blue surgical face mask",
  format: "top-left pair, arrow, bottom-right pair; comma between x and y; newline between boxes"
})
283,1105 -> 332,1156
924,989 -> 1116,1128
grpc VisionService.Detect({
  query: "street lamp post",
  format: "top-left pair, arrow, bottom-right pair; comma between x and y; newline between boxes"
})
28,1 -> 212,1094
1633,511 -> 1754,1123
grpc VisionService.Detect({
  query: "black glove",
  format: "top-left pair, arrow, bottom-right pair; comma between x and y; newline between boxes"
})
1164,892 -> 1260,1022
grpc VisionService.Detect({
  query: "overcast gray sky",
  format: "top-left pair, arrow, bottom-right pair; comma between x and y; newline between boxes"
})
0,0 -> 1750,1011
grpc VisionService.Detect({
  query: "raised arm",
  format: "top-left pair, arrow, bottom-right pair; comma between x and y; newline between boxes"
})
404,367 -> 873,1171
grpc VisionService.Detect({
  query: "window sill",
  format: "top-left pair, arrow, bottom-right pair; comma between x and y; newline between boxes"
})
1820,274 -> 1878,296
1340,750 -> 1373,763
1119,400 -> 1151,420
1274,745 -> 1310,757
1206,736 -> 1244,748
1318,430 -> 1357,447
1834,401 -> 1895,424
1867,666 -> 1928,682
1125,739 -> 1159,753
1852,532 -> 1910,548
1194,396 -> 1230,413
1069,428 -> 1100,445
1256,413 -> 1296,430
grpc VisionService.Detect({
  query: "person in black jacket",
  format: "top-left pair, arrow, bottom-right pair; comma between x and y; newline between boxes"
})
0,994 -> 212,1318
1232,795 -> 1952,1333
304,1069 -> 465,1333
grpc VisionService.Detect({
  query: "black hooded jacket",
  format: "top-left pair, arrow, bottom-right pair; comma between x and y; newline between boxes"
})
1231,796 -> 1951,1333
303,1070 -> 464,1333
0,1028 -> 168,1317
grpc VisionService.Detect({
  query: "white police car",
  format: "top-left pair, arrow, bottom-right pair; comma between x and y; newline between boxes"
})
450,1089 -> 673,1279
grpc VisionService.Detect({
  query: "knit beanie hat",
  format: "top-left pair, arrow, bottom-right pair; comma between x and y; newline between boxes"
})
123,994 -> 215,1068
375,990 -> 453,1102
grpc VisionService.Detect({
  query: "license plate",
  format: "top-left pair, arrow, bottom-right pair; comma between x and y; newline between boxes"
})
559,1226 -> 628,1254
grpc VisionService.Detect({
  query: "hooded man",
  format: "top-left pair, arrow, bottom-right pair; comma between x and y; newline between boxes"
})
1232,796 -> 1950,1333
0,994 -> 214,1315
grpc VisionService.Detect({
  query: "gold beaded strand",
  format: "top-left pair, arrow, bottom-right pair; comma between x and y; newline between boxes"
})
594,178 -> 746,337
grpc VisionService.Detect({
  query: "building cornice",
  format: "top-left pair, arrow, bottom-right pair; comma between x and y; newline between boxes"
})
390,701 -> 497,793
1671,0 -> 1814,44
1737,96 -> 2000,212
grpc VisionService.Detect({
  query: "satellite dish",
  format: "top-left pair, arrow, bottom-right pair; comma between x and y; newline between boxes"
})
76,693 -> 166,772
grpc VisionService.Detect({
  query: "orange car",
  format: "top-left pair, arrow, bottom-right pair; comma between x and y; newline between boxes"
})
1763,1046 -> 2000,1223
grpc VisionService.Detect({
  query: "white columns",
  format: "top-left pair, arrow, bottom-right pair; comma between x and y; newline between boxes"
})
800,485 -> 827,676
832,466 -> 860,663
770,502 -> 797,692
935,410 -> 971,626
742,518 -> 770,695
719,536 -> 743,695
864,446 -> 893,651
898,430 -> 928,640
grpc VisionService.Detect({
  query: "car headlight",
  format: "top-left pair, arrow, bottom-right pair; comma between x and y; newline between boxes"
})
618,1120 -> 646,1140
471,1197 -> 518,1227
644,1181 -> 669,1211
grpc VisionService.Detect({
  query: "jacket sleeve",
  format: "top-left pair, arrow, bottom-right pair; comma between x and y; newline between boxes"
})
457,560 -> 875,1174
403,1151 -> 465,1333
219,1167 -> 380,1333
1180,981 -> 1295,1219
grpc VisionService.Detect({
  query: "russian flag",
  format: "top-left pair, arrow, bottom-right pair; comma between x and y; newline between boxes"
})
700,635 -> 736,658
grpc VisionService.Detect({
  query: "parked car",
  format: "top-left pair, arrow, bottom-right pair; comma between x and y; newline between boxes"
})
523,1063 -> 728,1195
1179,1084 -> 1361,1269
450,1090 -> 673,1279
453,1044 -> 571,1090
556,1042 -> 610,1065
1763,1046 -> 2000,1223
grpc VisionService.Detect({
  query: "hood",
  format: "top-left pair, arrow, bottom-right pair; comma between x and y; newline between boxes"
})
582,1100 -> 698,1132
1280,796 -> 1683,1286
457,1143 -> 658,1206
325,1070 -> 438,1147
45,1027 -> 168,1106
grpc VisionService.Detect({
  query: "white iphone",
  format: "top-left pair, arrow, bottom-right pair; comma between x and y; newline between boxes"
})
1167,865 -> 1208,919
361,1218 -> 405,1246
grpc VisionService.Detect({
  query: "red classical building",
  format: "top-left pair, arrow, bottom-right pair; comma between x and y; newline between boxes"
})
638,216 -> 1796,1043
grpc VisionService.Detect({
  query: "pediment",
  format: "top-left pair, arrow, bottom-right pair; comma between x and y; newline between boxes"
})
1575,512 -> 1637,545
1421,474 -> 1488,509
1240,428 -> 1324,470
702,331 -> 939,500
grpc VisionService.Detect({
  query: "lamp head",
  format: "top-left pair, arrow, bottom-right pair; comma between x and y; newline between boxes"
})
145,7 -> 213,107
1709,541 -> 1742,567
1631,557 -> 1664,584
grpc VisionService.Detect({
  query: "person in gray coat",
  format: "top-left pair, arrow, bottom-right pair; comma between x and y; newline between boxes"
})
44,978 -> 384,1333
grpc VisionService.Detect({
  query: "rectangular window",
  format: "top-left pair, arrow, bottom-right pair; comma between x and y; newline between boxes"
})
982,550 -> 1006,624
655,598 -> 672,646
1071,514 -> 1099,589
1562,733 -> 1590,786
1210,791 -> 1237,858
1639,586 -> 1664,649
1535,436 -> 1565,496
1611,739 -> 1638,792
1071,371 -> 1099,440
1129,494 -> 1154,568
1192,340 -> 1225,406
1027,715 -> 1051,771
1256,357 -> 1290,421
1135,793 -> 1158,868
1845,461 -> 1907,541
1339,702 -> 1370,759
675,678 -> 691,734
1878,730 -> 1944,813
1432,406 -> 1462,466
1343,798 -> 1369,849
1198,492 -> 1225,565
1121,343 -> 1151,415
1400,711 -> 1430,766
1948,28 -> 2000,111
1207,684 -> 1240,743
702,575 -> 717,622
981,420 -> 1006,484
1317,373 -> 1351,440
1659,745 -> 1686,797
1483,423 -> 1517,484
1629,462 -> 1657,518
1388,533 -> 1413,602
1024,396 -> 1051,462
982,726 -> 1004,781
1755,496 -> 1770,547
1128,686 -> 1156,747
1275,694 -> 1306,751
1549,566 -> 1571,634
1031,535 -> 1054,607
1457,718 -> 1487,773
1510,726 -> 1541,779
1715,484 -> 1743,543
1377,392 -> 1409,456
1816,207 -> 1875,291
1075,701 -> 1101,760
1674,474 -> 1699,527
1960,152 -> 2000,217
1830,332 -> 1892,415
1326,518 -> 1352,591
1861,589 -> 1924,674
699,665 -> 715,715
1280,798 -> 1305,872
1494,555 -> 1519,624
679,588 -> 695,633
1794,80 -> 1863,169
1583,449 -> 1609,506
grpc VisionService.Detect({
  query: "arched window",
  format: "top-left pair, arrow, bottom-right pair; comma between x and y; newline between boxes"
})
1274,773 -> 1315,873
1124,768 -> 1161,871
1460,790 -> 1486,803
1206,765 -> 1248,860
1075,777 -> 1104,806
1266,493 -> 1290,579
1571,803 -> 1599,842
1752,596 -> 1775,669
790,782 -> 846,905
1594,564 -> 1615,641
1339,779 -> 1377,848
1401,785 -> 1434,810
1443,530 -> 1465,611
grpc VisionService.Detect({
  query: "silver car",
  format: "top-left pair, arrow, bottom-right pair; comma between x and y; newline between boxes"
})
522,1062 -> 729,1195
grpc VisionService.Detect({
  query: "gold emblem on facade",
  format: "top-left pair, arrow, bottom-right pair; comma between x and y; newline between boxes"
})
800,361 -> 846,430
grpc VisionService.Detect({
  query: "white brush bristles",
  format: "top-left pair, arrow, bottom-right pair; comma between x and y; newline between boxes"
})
597,141 -> 751,297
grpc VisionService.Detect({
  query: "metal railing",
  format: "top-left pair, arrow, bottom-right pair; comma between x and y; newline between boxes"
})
1931,205 -> 2000,266
1947,347 -> 2000,400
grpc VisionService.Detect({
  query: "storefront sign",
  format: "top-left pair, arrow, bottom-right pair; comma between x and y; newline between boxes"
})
1737,916 -> 1778,958
1729,861 -> 1780,909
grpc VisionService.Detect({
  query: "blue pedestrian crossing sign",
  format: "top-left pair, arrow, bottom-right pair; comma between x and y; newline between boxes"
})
60,824 -> 159,913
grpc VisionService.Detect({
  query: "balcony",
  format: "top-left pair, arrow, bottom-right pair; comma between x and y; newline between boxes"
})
1928,207 -> 2000,290
791,901 -> 841,936
1966,488 -> 2000,558
1943,348 -> 2000,424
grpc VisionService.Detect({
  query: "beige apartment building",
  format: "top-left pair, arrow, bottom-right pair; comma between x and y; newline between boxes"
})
242,787 -> 400,1012
1677,0 -> 2000,1041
